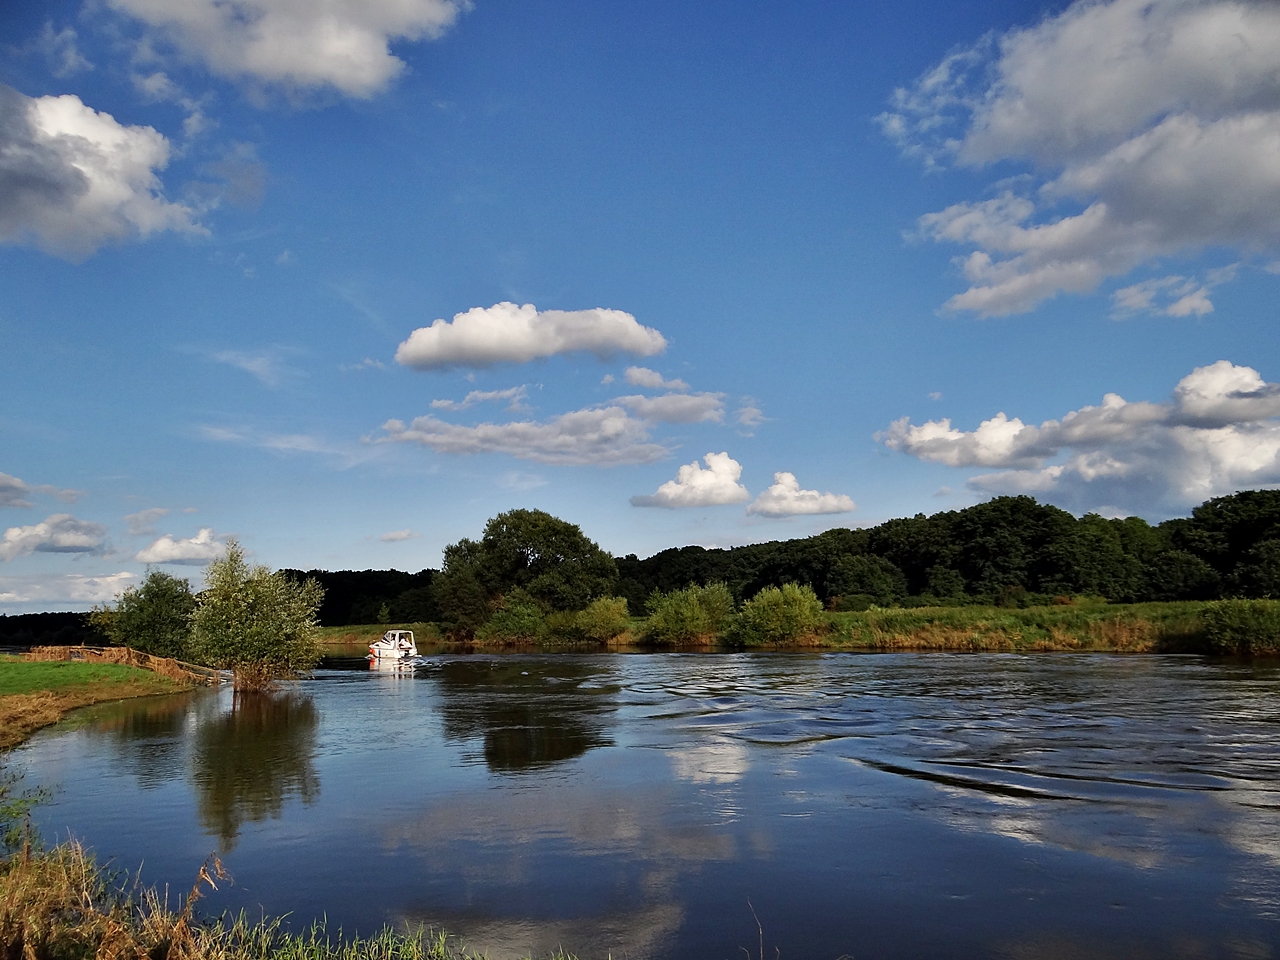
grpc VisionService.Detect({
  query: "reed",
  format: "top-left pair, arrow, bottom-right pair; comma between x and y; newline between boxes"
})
0,841 -> 575,960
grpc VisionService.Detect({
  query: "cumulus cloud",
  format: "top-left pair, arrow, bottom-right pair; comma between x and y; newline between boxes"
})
630,452 -> 750,509
0,85 -> 201,260
135,528 -> 227,564
746,473 -> 856,518
107,0 -> 466,99
0,514 -> 108,561
395,302 -> 667,370
0,472 -> 81,509
615,392 -> 724,424
624,367 -> 689,391
379,529 -> 419,542
380,406 -> 669,466
431,385 -> 529,412
882,0 -> 1280,315
0,571 -> 136,607
124,507 -> 170,535
880,360 -> 1280,513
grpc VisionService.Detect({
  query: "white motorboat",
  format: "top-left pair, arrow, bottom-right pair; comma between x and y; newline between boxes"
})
368,629 -> 418,661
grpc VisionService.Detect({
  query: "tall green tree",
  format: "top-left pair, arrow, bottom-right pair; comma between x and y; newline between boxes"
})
90,570 -> 195,658
189,540 -> 325,689
434,509 -> 617,634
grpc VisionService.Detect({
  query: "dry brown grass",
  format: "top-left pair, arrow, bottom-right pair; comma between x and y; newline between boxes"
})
0,678 -> 184,753
0,842 -> 556,960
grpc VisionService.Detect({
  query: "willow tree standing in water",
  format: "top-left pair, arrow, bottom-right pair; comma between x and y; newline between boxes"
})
190,540 -> 324,690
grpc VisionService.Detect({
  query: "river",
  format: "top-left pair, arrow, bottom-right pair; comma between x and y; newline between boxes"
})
12,652 -> 1280,959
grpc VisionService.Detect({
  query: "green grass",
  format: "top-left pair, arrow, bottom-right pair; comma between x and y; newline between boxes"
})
0,659 -> 175,696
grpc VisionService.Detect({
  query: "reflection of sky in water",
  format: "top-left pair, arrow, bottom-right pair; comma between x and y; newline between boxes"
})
11,653 -> 1280,959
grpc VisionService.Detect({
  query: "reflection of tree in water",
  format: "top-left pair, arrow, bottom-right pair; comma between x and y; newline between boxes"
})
434,660 -> 617,772
81,692 -> 195,789
191,691 -> 320,850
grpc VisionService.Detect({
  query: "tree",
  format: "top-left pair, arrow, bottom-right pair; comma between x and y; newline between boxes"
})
434,510 -> 617,635
189,540 -> 325,689
90,570 -> 195,658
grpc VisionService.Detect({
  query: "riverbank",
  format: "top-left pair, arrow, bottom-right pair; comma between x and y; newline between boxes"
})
319,600 -> 1273,654
0,841 -> 571,960
0,657 -> 187,751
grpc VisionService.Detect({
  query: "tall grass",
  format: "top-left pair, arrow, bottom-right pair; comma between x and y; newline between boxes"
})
825,601 -> 1212,652
0,841 -> 576,960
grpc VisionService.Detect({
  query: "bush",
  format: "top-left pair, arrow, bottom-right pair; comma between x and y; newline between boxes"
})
643,583 -> 735,645
89,570 -> 195,658
574,597 -> 630,642
189,540 -> 324,689
730,583 -> 825,646
1201,599 -> 1280,655
476,594 -> 547,642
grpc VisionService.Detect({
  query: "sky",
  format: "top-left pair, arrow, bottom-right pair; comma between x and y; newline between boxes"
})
3,0 -> 1280,613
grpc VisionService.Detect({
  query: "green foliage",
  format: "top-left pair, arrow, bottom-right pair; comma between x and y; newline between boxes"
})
573,597 -> 630,641
435,510 -> 617,636
475,592 -> 548,642
1233,539 -> 1280,599
643,582 -> 735,645
189,540 -> 324,689
1144,549 -> 1221,601
89,569 -> 195,658
1201,600 -> 1280,655
730,583 -> 825,646
826,554 -> 906,607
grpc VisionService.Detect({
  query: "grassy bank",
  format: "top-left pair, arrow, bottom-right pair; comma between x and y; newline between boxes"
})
0,841 -> 571,960
0,658 -> 187,751
822,601 -> 1211,653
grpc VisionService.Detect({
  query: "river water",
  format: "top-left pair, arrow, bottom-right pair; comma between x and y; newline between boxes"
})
12,653 -> 1280,959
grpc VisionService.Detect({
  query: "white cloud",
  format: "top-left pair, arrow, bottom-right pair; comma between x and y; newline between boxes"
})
630,452 -> 750,509
431,385 -> 530,412
107,0 -> 467,99
209,348 -> 299,386
624,366 -> 689,391
1111,265 -> 1238,318
0,472 -> 81,509
395,302 -> 667,370
497,471 -> 548,491
0,514 -> 108,561
378,529 -> 419,542
0,571 -> 136,607
615,392 -> 724,424
735,400 -> 765,434
746,472 -> 856,518
124,507 -> 169,535
880,360 -> 1280,512
33,23 -> 94,78
380,406 -> 669,466
883,0 -> 1280,315
135,527 -> 227,564
0,85 -> 201,261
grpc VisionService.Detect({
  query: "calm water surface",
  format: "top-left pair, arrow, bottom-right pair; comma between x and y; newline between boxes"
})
13,653 -> 1280,960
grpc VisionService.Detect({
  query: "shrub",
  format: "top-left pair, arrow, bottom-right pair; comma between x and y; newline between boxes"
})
189,541 -> 324,689
89,570 -> 195,659
476,593 -> 547,642
643,583 -> 735,645
730,583 -> 825,646
1201,599 -> 1280,655
574,597 -> 630,642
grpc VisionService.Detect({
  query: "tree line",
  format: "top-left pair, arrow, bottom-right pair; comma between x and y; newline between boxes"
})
286,490 -> 1280,631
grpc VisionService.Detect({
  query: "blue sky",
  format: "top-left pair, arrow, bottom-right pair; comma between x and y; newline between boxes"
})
3,0 -> 1280,612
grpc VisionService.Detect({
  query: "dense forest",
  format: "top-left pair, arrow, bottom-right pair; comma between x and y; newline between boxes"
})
296,489 -> 1280,621
4,489 -> 1278,644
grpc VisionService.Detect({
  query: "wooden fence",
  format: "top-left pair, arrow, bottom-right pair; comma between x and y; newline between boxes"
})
27,645 -> 231,686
